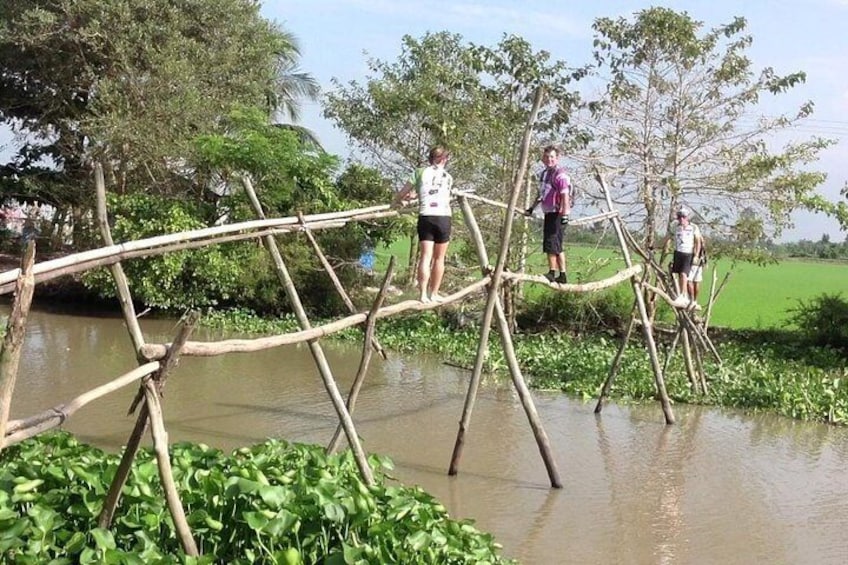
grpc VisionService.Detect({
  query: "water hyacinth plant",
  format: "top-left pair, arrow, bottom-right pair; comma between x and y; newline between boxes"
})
0,432 -> 513,564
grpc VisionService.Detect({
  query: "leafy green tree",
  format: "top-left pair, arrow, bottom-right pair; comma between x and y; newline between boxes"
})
0,0 -> 316,240
588,7 -> 834,259
325,32 -> 584,193
324,32 -> 586,283
190,108 -> 401,316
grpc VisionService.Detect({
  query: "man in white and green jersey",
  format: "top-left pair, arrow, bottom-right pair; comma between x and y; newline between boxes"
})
394,145 -> 454,303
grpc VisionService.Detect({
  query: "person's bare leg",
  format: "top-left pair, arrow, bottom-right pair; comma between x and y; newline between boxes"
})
428,242 -> 449,301
418,241 -> 434,302
679,273 -> 689,299
556,252 -> 567,274
547,254 -> 557,271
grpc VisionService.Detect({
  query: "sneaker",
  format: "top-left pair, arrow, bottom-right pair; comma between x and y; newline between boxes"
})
419,293 -> 431,304
671,295 -> 689,308
555,273 -> 568,284
430,293 -> 446,303
544,271 -> 557,283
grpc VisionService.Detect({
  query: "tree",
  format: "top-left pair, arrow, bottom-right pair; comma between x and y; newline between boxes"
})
587,7 -> 834,259
0,0 -> 317,239
324,31 -> 585,266
325,31 -> 585,187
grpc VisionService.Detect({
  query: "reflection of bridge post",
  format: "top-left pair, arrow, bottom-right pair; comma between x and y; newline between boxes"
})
596,406 -> 704,564
242,177 -> 374,485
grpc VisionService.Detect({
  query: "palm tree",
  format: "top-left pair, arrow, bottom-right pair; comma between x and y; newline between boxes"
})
267,29 -> 323,149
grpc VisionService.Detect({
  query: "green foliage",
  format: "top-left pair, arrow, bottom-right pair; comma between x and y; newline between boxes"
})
708,258 -> 848,329
518,286 -> 634,334
705,341 -> 848,424
787,293 -> 848,351
337,313 -> 848,426
193,106 -> 342,220
82,193 -> 272,311
324,31 -> 587,269
0,0 -> 307,210
0,432 -> 512,564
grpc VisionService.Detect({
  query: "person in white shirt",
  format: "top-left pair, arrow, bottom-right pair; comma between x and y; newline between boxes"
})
671,207 -> 703,309
394,145 -> 454,303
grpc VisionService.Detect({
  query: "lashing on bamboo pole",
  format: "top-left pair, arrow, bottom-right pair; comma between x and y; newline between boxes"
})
99,312 -> 200,529
3,363 -> 160,447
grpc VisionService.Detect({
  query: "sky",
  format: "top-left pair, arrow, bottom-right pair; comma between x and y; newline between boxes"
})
262,0 -> 848,242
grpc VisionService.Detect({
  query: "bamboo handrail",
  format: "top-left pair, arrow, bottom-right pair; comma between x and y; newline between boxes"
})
140,277 -> 492,359
0,206 -> 401,294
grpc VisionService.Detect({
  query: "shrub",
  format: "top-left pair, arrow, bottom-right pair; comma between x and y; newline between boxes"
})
517,286 -> 633,334
787,293 -> 848,351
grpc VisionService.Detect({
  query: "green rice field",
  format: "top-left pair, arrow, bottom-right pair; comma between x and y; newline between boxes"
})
372,239 -> 848,330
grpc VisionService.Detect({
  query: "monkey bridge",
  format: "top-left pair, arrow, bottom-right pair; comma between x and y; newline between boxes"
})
0,100 -> 719,557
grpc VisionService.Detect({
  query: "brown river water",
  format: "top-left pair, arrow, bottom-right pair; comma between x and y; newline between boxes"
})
6,306 -> 848,564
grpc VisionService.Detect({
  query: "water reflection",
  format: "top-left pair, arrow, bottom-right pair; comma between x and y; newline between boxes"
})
5,306 -> 848,564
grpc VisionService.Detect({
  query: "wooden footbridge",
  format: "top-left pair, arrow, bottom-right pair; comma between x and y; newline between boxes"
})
0,95 -> 721,556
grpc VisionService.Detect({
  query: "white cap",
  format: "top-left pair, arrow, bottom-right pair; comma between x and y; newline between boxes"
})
676,207 -> 690,218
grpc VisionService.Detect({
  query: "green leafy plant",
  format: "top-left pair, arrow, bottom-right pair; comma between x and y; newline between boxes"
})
0,433 -> 513,564
787,293 -> 848,351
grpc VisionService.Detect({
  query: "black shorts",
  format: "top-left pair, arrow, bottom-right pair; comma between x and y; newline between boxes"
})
542,212 -> 564,254
417,215 -> 451,244
672,251 -> 694,274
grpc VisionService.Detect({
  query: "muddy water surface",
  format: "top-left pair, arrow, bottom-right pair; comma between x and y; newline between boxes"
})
8,307 -> 848,564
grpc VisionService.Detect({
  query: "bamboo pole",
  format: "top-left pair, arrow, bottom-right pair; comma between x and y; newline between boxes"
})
692,333 -> 709,394
679,324 -> 701,394
295,210 -> 387,360
143,378 -> 199,555
98,313 -> 199,528
502,266 -> 641,290
457,196 -> 561,487
662,326 -> 684,377
455,190 -> 620,227
138,265 -> 637,361
95,163 -> 145,358
593,167 -> 675,425
140,277 -> 491,359
0,242 -> 36,450
4,363 -> 159,445
241,177 -> 374,486
327,257 -> 396,453
449,86 -> 547,476
641,281 -> 722,364
0,206 -> 403,294
594,306 -> 637,414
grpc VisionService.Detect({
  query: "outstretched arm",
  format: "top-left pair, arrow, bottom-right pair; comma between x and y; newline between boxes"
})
392,182 -> 415,207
